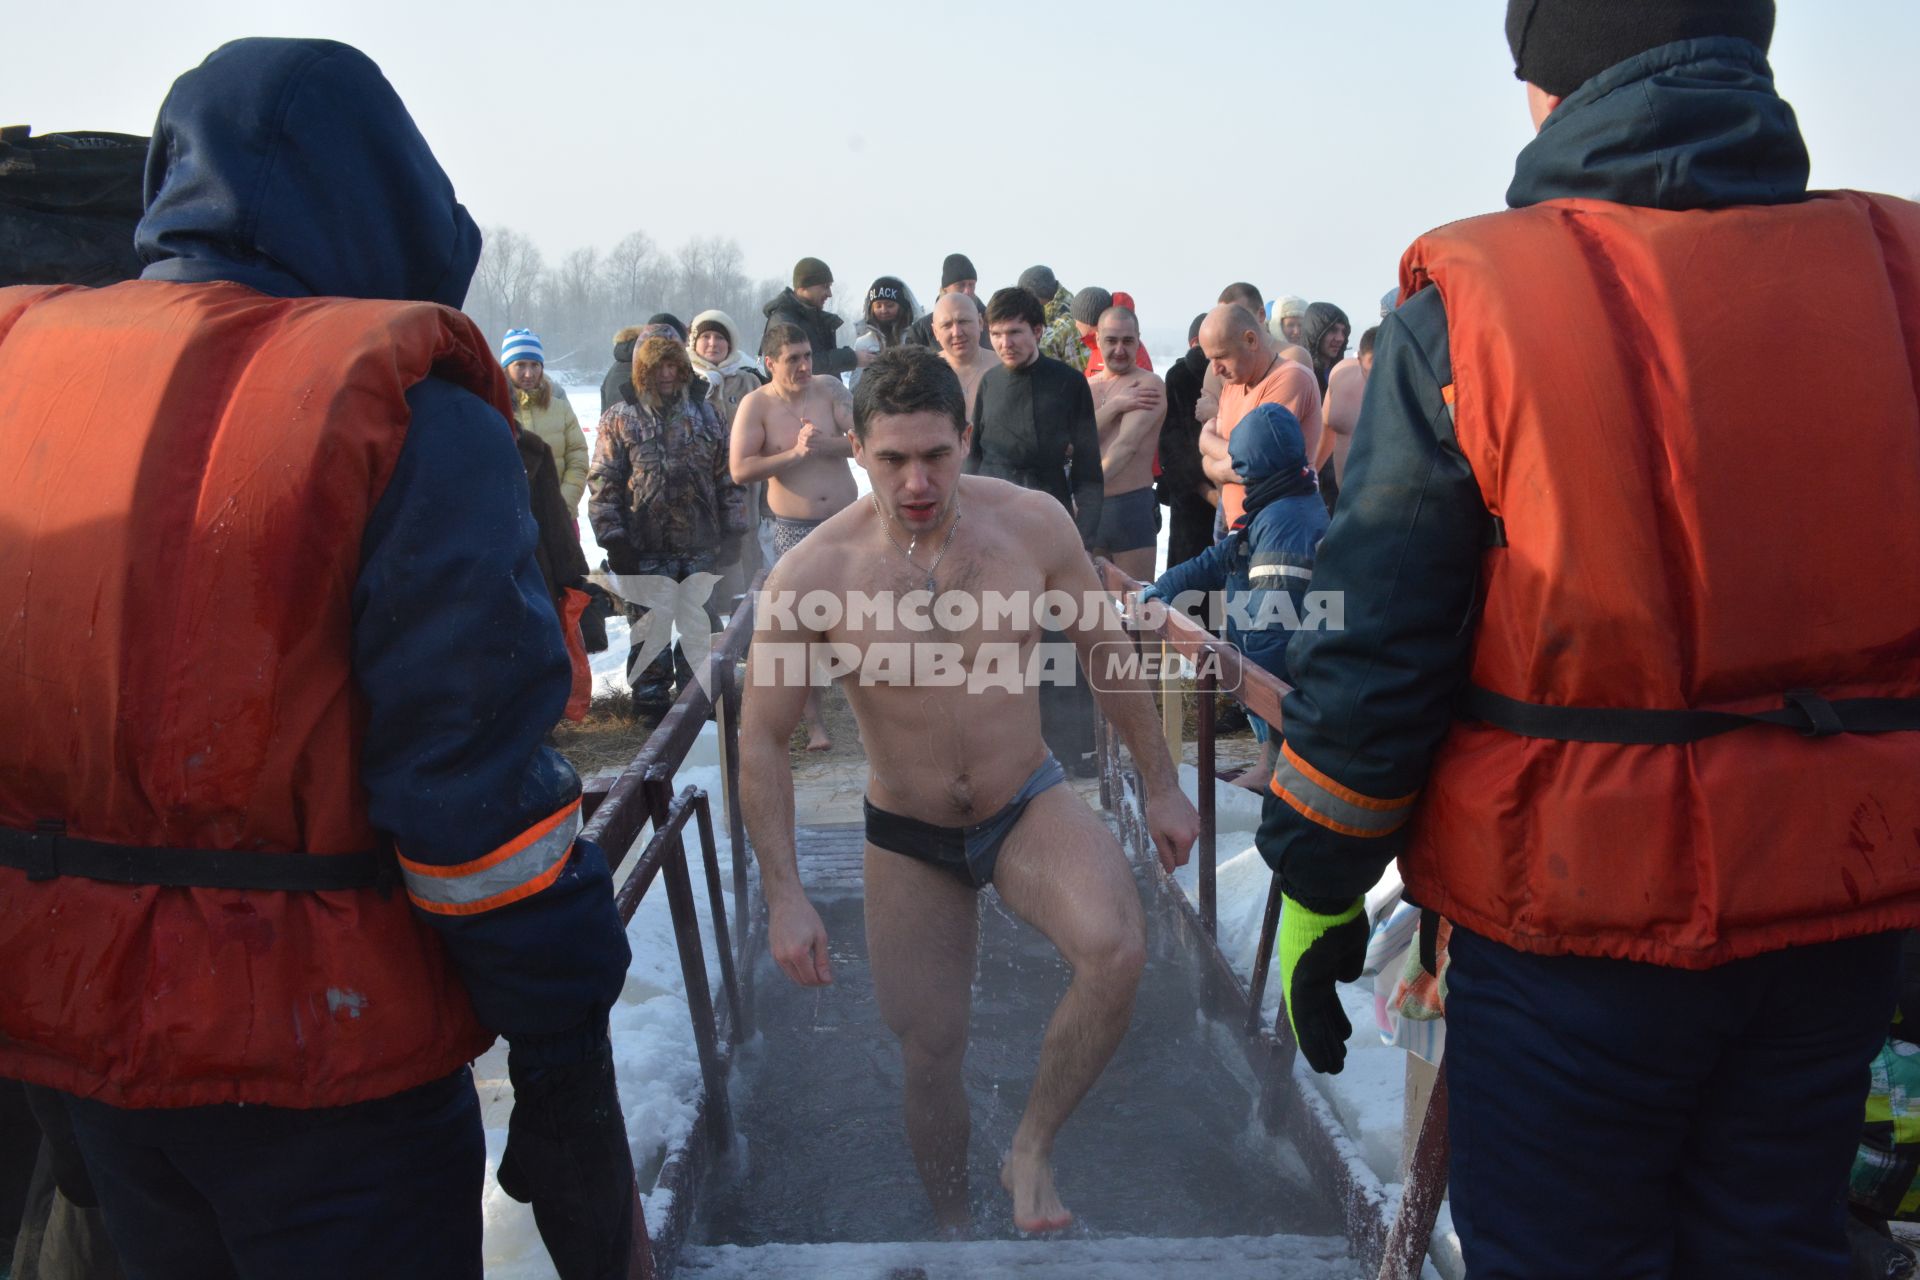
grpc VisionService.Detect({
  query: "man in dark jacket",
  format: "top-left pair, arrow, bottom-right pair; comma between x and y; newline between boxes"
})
600,312 -> 687,413
1259,4 -> 1920,1277
590,336 -> 749,713
1157,312 -> 1218,575
903,252 -> 990,349
0,39 -> 633,1280
759,257 -> 871,377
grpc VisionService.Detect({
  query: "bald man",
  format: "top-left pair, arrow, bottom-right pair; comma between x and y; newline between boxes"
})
1087,306 -> 1166,581
1197,304 -> 1322,529
932,291 -> 999,419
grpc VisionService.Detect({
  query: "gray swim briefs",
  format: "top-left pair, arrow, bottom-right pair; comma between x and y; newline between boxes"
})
863,754 -> 1067,890
1093,485 -> 1161,553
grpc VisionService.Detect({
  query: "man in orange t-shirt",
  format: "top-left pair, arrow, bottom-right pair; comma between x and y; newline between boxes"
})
1195,302 -> 1321,526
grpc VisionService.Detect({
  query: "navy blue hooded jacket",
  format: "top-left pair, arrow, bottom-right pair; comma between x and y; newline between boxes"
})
138,38 -> 628,1060
1144,403 -> 1328,686
1264,38 -> 1813,909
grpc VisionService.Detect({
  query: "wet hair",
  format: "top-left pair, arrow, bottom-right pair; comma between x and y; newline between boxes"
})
761,321 -> 810,358
1358,326 -> 1380,360
1097,305 -> 1139,332
984,285 -> 1045,330
851,347 -> 967,442
1218,282 -> 1264,314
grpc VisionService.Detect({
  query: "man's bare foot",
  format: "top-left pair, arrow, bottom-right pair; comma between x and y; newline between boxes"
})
805,723 -> 832,752
999,1149 -> 1072,1233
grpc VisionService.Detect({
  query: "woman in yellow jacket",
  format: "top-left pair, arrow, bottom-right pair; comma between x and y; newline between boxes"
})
501,328 -> 589,512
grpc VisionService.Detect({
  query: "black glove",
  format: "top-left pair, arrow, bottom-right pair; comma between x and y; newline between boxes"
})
499,1037 -> 634,1280
600,535 -> 641,577
575,580 -> 613,654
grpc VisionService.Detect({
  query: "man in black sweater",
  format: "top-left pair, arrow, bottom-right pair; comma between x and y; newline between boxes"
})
967,287 -> 1103,544
967,286 -> 1103,772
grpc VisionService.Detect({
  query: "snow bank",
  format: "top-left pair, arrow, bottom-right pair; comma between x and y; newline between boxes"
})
481,724 -> 736,1278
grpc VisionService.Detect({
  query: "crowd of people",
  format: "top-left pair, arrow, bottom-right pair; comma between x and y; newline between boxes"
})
5,2 -> 1920,1278
532,248 -> 1384,775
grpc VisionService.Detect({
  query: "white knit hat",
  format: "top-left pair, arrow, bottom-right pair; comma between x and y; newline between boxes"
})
499,328 -> 544,367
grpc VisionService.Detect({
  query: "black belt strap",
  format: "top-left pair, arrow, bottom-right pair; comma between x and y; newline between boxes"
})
0,823 -> 392,892
1462,686 -> 1920,746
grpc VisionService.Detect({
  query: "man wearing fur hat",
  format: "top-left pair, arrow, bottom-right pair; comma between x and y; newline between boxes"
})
589,335 -> 748,715
1259,3 -> 1920,1275
600,312 -> 689,413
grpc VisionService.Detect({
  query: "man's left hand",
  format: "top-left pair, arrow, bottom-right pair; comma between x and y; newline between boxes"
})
1278,895 -> 1369,1074
499,1038 -> 634,1279
1144,784 -> 1199,873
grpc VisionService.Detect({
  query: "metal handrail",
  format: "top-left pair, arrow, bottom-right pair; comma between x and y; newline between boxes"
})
1092,558 -> 1449,1280
577,576 -> 762,1280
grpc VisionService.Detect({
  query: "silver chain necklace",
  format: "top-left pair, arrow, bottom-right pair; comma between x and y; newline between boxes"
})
872,494 -> 962,593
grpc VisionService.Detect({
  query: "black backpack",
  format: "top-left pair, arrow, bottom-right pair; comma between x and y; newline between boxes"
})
0,126 -> 148,286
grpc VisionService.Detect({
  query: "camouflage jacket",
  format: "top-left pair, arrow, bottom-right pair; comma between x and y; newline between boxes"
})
588,392 -> 748,557
1040,285 -> 1087,372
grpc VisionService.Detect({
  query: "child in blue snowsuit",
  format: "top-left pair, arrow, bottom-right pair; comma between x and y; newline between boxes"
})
1140,402 -> 1328,741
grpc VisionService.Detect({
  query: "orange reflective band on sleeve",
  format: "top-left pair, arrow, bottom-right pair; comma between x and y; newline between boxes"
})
1268,742 -> 1418,839
397,798 -> 581,917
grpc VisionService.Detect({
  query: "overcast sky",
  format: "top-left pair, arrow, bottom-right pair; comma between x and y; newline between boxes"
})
13,1 -> 1918,351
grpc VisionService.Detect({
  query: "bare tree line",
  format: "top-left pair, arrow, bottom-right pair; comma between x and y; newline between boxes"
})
464,226 -> 800,377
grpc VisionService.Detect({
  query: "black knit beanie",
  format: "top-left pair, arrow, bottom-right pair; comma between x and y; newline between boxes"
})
646,312 -> 687,341
941,253 -> 977,288
1506,0 -> 1775,97
1018,265 -> 1059,303
793,256 -> 833,289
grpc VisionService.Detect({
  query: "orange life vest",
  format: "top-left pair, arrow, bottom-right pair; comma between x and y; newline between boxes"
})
1396,192 -> 1920,968
0,281 -> 509,1107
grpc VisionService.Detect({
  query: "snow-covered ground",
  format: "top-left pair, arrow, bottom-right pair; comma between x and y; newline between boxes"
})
480,722 -> 731,1277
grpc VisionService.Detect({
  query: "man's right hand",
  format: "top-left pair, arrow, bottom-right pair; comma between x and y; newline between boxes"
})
769,893 -> 833,986
601,535 -> 641,577
854,347 -> 876,370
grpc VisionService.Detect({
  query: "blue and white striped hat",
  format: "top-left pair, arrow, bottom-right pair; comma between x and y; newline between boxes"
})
500,328 -> 544,367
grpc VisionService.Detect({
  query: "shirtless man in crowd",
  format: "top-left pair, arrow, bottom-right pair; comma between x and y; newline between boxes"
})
1086,306 -> 1166,582
932,291 -> 998,418
730,321 -> 858,750
741,347 -> 1198,1235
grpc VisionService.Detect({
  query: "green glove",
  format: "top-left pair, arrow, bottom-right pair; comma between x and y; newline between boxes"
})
1278,894 -> 1369,1074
